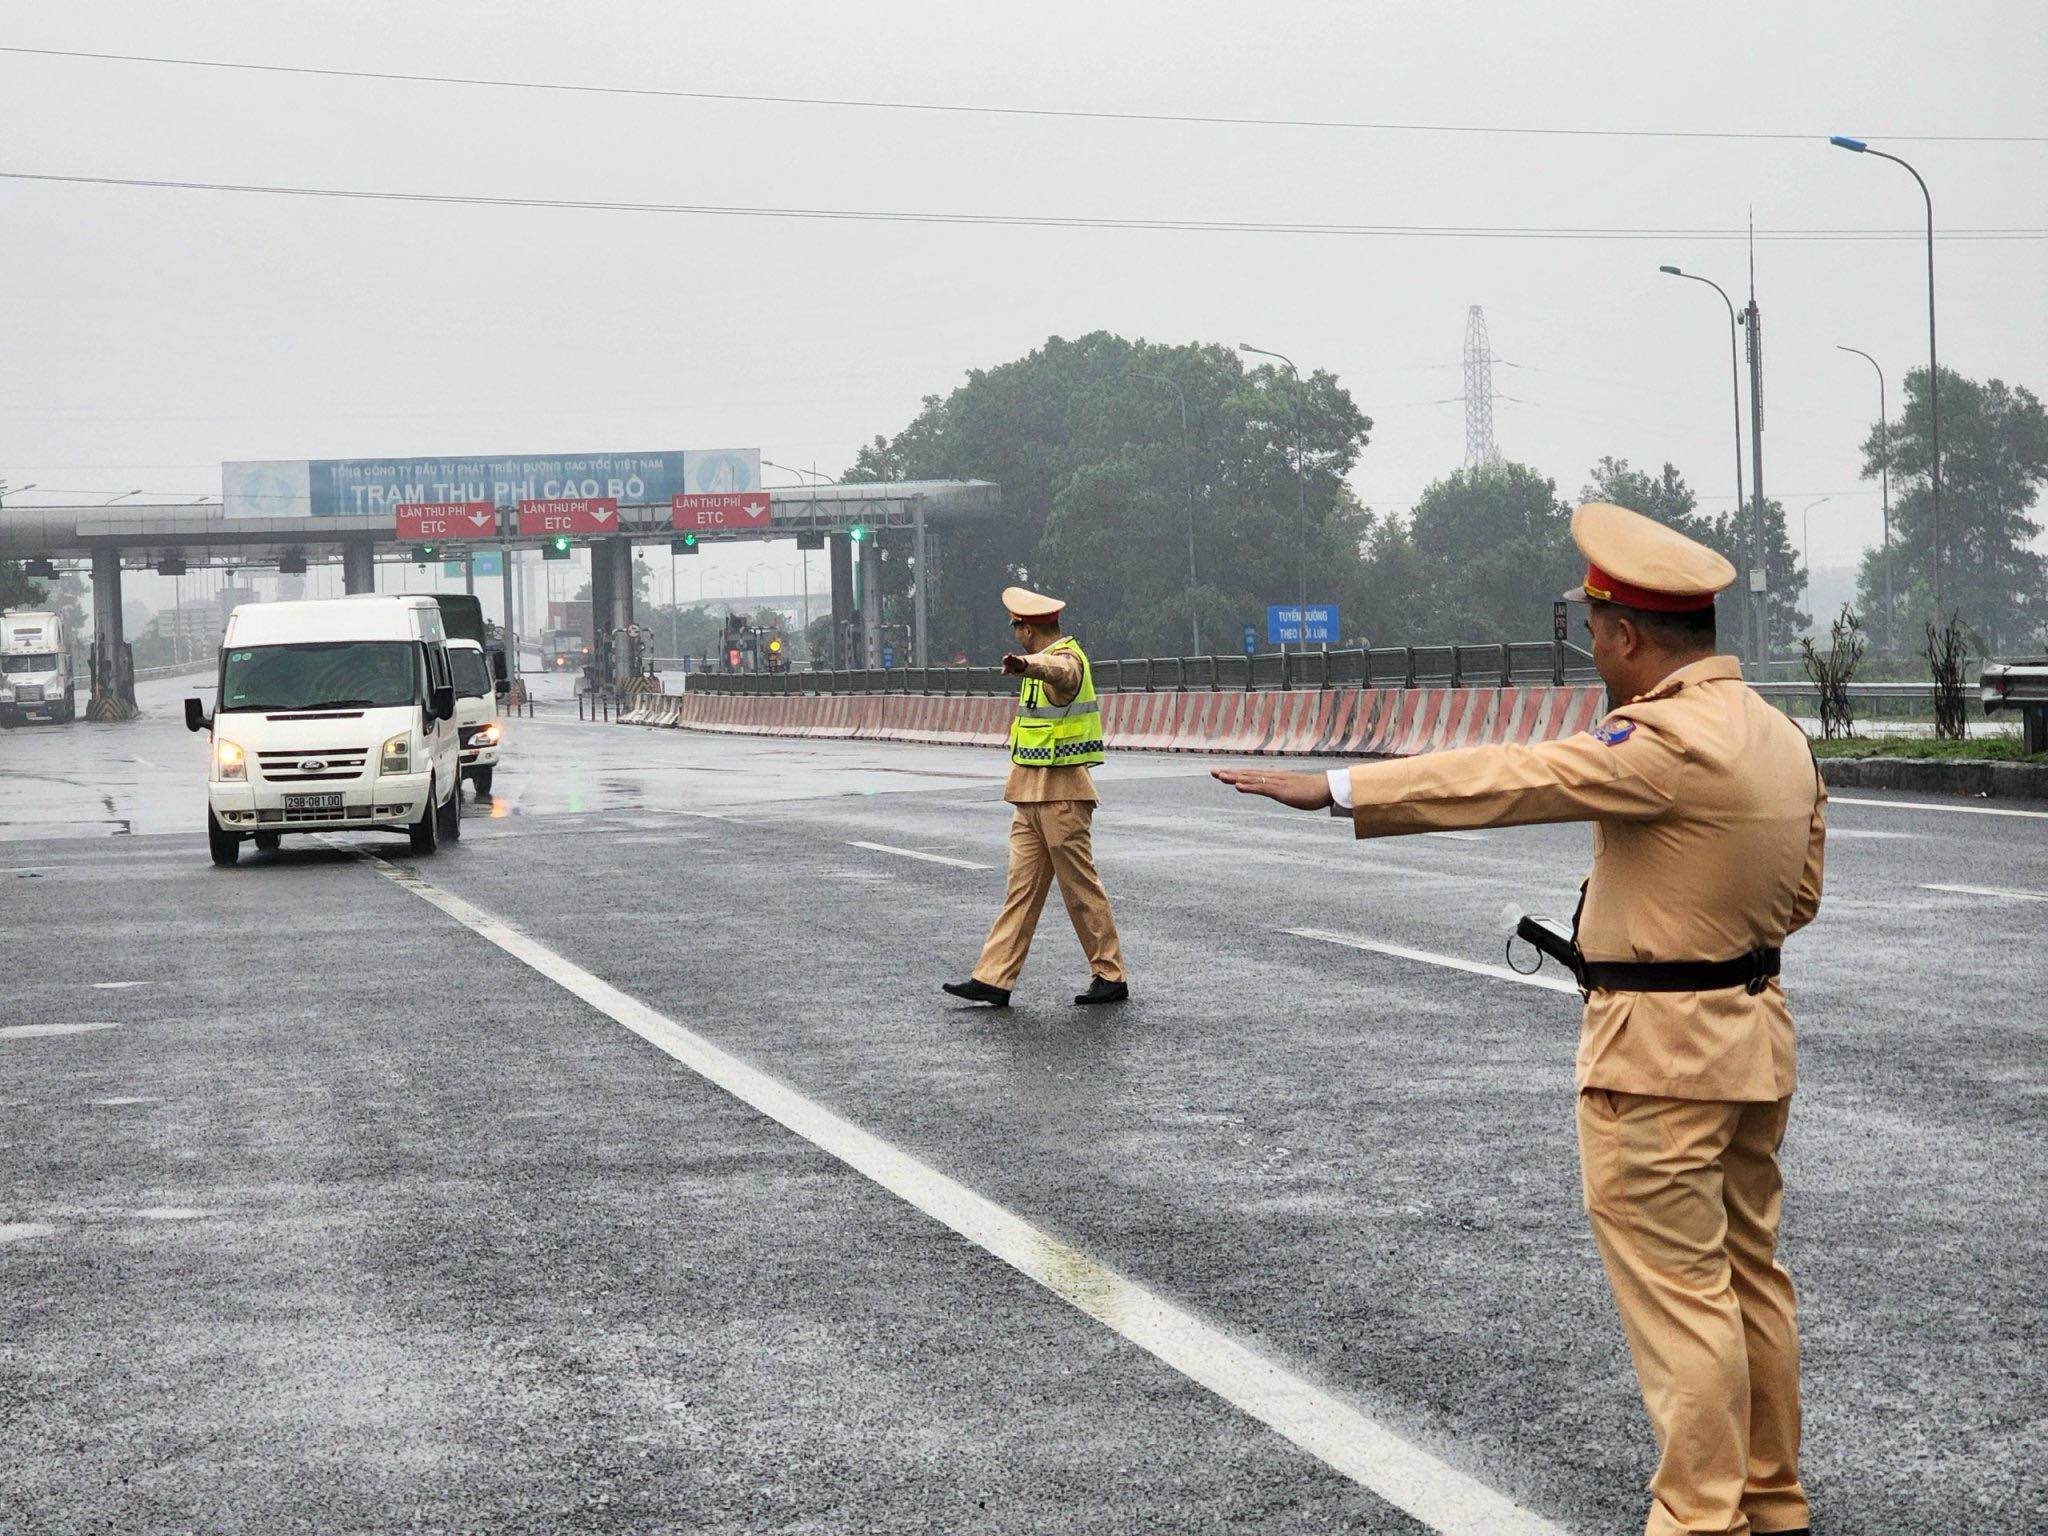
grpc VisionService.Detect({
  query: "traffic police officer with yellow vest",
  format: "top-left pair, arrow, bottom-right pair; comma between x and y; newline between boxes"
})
944,586 -> 1128,1008
1216,504 -> 1824,1536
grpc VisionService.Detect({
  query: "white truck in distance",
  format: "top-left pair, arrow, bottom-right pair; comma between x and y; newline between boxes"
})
0,610 -> 77,726
447,637 -> 503,795
187,595 -> 463,866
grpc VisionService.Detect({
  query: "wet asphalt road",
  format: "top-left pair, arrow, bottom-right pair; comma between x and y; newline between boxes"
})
2,674 -> 2044,1535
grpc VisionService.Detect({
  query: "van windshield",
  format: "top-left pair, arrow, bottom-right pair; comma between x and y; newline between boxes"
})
450,647 -> 493,699
2,653 -> 59,674
219,642 -> 416,712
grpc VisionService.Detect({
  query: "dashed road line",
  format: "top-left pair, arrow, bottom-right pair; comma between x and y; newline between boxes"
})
1921,882 -> 2048,903
356,850 -> 1566,1536
0,1022 -> 124,1039
1832,795 -> 2048,821
847,840 -> 992,871
1285,928 -> 1582,995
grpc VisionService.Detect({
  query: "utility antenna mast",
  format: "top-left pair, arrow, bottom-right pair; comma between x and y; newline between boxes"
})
1462,305 -> 1500,466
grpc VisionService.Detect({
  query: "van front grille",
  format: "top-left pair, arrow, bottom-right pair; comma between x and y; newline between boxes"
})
256,749 -> 370,783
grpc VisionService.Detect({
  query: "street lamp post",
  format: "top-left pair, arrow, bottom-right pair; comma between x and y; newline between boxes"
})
1832,135 -> 1941,620
1836,345 -> 1893,649
1238,343 -> 1310,649
1134,370 -> 1201,654
764,459 -> 833,663
1659,265 -> 1752,660
1801,497 -> 1833,631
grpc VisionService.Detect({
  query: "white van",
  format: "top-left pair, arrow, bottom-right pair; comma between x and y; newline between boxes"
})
186,595 -> 462,866
0,610 -> 77,726
448,637 -> 503,795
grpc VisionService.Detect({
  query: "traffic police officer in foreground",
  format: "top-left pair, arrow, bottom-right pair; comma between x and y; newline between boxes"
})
944,586 -> 1128,1007
1217,503 -> 1825,1536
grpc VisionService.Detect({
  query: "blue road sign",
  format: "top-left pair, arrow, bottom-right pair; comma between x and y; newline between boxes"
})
1266,603 -> 1338,645
881,645 -> 895,669
443,552 -> 502,578
1241,623 -> 1258,656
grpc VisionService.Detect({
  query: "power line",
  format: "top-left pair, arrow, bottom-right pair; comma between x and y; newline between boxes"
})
3,45 -> 2041,144
5,171 -> 2042,242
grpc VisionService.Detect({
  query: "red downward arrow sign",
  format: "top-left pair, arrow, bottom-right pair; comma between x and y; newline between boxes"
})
591,506 -> 616,524
741,495 -> 770,520
469,511 -> 494,529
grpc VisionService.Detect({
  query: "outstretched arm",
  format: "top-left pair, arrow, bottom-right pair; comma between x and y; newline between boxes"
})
1211,767 -> 1334,811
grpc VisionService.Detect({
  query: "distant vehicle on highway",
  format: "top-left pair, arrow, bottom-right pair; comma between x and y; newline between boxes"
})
543,627 -> 589,672
186,595 -> 463,866
0,609 -> 76,726
448,636 -> 504,796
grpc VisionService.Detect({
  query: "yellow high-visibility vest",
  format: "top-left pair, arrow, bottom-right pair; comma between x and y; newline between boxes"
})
1008,636 -> 1105,769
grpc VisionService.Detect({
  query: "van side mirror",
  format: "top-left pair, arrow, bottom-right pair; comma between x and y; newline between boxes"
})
489,651 -> 510,687
184,697 -> 211,733
430,683 -> 457,721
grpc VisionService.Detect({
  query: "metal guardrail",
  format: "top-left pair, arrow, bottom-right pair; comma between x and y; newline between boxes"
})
683,642 -> 1601,696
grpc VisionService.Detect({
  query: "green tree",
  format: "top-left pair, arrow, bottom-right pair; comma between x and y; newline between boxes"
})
1855,366 -> 2048,653
1402,461 -> 1577,643
1582,458 -> 1807,648
0,560 -> 47,611
844,332 -> 1375,658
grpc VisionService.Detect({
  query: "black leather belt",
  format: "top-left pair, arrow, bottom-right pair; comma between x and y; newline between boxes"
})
1579,948 -> 1781,995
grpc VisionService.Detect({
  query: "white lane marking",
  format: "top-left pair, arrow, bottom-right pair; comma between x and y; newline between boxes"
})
1285,929 -> 1582,995
2,867 -> 53,876
93,1096 -> 160,1106
356,851 -> 1564,1536
0,1222 -> 56,1245
1921,882 -> 2048,904
1831,795 -> 2048,821
1424,831 -> 1487,842
136,1207 -> 211,1220
91,981 -> 149,990
0,1022 -> 123,1039
848,840 -> 992,871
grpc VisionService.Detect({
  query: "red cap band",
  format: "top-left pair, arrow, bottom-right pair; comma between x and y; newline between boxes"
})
1580,562 -> 1716,613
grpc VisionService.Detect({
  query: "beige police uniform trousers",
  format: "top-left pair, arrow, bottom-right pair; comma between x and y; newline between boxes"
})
1578,1089 -> 1807,1536
971,800 -> 1125,990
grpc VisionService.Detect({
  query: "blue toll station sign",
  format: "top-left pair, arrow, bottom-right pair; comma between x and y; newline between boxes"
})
1241,623 -> 1257,656
1266,604 -> 1338,644
881,645 -> 895,670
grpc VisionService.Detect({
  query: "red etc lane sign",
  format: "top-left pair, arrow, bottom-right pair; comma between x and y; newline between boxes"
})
396,502 -> 499,540
671,492 -> 771,532
516,498 -> 619,537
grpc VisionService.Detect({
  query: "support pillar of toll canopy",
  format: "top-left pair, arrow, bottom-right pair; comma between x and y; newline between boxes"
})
342,541 -> 376,595
858,534 -> 882,668
829,531 -> 854,669
89,546 -> 136,714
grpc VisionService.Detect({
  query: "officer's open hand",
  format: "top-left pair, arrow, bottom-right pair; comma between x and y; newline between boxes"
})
1211,767 -> 1334,811
1001,653 -> 1029,675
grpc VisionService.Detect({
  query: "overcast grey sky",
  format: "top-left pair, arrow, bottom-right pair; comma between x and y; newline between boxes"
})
6,0 -> 2044,613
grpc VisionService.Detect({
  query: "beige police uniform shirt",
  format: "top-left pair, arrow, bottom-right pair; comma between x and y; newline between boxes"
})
1339,655 -> 1825,1102
1003,644 -> 1099,805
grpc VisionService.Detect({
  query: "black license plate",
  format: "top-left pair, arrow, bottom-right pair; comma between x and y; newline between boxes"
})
284,793 -> 344,812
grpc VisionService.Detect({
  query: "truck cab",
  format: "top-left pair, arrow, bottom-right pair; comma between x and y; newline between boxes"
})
0,610 -> 76,726
448,638 -> 504,796
187,595 -> 462,866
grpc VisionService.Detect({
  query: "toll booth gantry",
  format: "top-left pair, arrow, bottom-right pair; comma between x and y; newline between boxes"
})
0,478 -> 1001,711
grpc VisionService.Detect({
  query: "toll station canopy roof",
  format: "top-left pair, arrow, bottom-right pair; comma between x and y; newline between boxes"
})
0,480 -> 1001,565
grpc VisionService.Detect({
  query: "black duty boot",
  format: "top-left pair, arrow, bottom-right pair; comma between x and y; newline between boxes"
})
1074,977 -> 1130,1006
942,978 -> 1011,1008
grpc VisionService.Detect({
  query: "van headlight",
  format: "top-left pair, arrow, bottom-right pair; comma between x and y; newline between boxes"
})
215,740 -> 247,782
472,722 -> 502,747
380,733 -> 412,774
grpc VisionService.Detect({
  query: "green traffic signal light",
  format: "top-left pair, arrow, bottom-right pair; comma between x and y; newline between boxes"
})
849,524 -> 866,544
412,544 -> 436,563
551,535 -> 571,553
